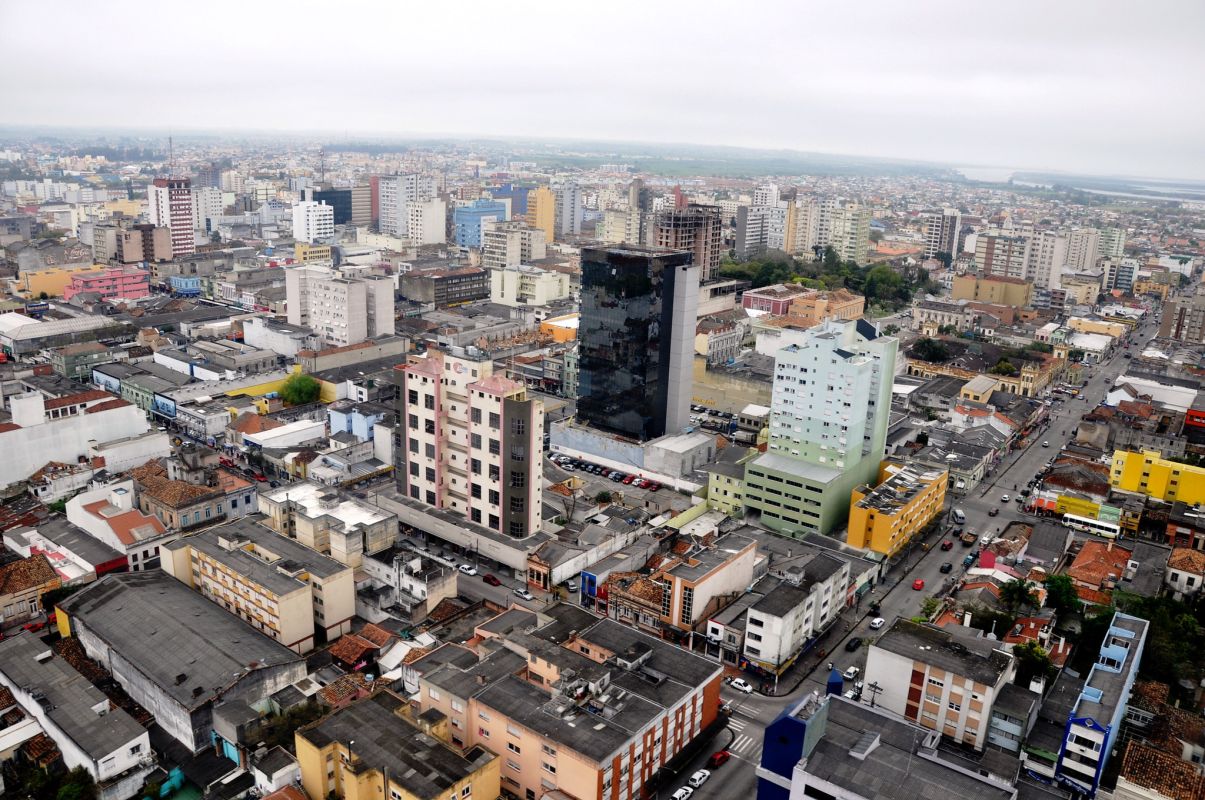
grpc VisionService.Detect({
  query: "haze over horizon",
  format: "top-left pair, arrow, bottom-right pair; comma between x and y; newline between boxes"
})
2,0 -> 1203,181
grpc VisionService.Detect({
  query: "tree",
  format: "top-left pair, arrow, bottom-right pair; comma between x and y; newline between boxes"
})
882,324 -> 900,336
279,373 -> 321,405
38,291 -> 49,300
999,579 -> 1038,614
920,596 -> 941,619
1067,349 -> 1086,363
822,245 -> 841,271
55,768 -> 97,800
963,603 -> 1015,638
909,338 -> 952,363
1012,639 -> 1056,685
990,359 -> 1018,376
1043,574 -> 1081,615
594,491 -> 612,504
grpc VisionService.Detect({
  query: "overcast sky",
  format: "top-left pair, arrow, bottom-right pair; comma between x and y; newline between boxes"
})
3,1 -> 1203,179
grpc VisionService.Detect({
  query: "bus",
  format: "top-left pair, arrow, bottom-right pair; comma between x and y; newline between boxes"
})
1061,513 -> 1120,539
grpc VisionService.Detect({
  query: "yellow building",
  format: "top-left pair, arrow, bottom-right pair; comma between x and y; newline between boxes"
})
960,375 -> 999,403
526,186 -> 556,242
787,288 -> 865,327
1110,449 -> 1205,505
11,263 -> 108,298
706,457 -> 755,516
951,274 -> 1034,307
1066,317 -> 1127,338
296,691 -> 500,800
1132,276 -> 1172,301
848,462 -> 948,556
294,242 -> 332,263
101,198 -> 145,218
539,312 -> 579,343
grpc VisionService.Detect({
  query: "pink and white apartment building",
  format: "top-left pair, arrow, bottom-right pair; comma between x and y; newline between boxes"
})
398,348 -> 544,539
62,267 -> 150,301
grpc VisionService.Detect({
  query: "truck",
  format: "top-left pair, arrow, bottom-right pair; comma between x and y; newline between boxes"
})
960,531 -> 977,547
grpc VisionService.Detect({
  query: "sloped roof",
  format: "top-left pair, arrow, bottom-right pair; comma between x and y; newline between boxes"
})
0,554 -> 58,597
1067,541 -> 1132,587
1118,740 -> 1205,800
1168,547 -> 1205,575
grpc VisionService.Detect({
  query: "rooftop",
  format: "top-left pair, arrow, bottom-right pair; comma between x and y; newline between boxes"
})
262,482 -> 391,531
854,464 -> 947,515
873,619 -> 1013,686
0,554 -> 58,597
58,571 -> 301,710
299,692 -> 495,797
0,633 -> 145,760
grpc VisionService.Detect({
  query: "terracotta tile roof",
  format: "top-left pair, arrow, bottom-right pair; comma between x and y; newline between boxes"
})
129,460 -> 220,509
0,686 -> 14,710
44,390 -> 113,410
262,786 -> 308,800
1076,586 -> 1114,607
0,554 -> 59,597
1118,740 -> 1205,800
328,634 -> 379,666
84,398 -> 131,414
1168,547 -> 1205,575
229,412 -> 284,435
1067,541 -> 1132,588
1153,703 -> 1205,752
23,732 -> 60,766
402,646 -> 431,665
318,672 -> 369,707
426,598 -> 466,624
0,422 -> 21,433
358,623 -> 393,648
1130,680 -> 1170,712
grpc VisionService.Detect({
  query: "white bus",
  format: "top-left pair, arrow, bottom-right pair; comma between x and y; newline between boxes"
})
1062,513 -> 1120,539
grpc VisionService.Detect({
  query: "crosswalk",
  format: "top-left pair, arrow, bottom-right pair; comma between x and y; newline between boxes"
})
726,717 -> 762,762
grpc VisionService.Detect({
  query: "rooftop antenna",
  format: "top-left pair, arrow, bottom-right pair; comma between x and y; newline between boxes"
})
168,135 -> 174,177
319,147 -> 326,185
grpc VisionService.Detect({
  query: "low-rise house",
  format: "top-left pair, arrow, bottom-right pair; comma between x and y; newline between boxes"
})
65,481 -> 174,570
129,458 -> 256,531
1063,539 -> 1134,607
2,516 -> 126,585
358,545 -> 457,623
0,555 -> 60,627
1165,547 -> 1205,600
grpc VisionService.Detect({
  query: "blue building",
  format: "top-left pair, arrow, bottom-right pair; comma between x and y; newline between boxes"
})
452,199 -> 508,248
327,399 -> 391,442
1052,611 -> 1148,797
169,275 -> 201,297
487,183 -> 530,217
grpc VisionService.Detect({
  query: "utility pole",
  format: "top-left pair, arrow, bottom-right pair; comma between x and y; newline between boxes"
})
866,681 -> 883,708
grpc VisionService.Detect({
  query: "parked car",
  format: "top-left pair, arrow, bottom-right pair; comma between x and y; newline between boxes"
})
963,554 -> 976,567
513,587 -> 535,601
940,562 -> 954,573
845,636 -> 863,652
647,482 -> 662,492
688,770 -> 711,789
707,750 -> 731,768
482,574 -> 501,586
843,665 -> 861,681
1042,441 -> 1050,447
940,539 -> 954,551
869,617 -> 886,630
988,507 -> 999,517
22,621 -> 46,633
458,564 -> 478,576
730,679 -> 754,694
1001,494 -> 1010,502
671,788 -> 693,800
912,578 -> 925,590
623,474 -> 636,484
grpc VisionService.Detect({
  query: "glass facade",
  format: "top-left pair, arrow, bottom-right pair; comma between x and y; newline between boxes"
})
577,246 -> 695,441
312,189 -> 352,225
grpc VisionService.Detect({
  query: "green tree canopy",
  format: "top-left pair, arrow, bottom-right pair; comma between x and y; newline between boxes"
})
1012,639 -> 1056,685
1043,574 -> 1081,615
279,373 -> 321,405
990,359 -> 1019,376
999,579 -> 1039,614
909,338 -> 952,363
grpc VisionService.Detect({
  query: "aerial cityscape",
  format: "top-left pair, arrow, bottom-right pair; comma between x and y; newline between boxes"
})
0,3 -> 1203,800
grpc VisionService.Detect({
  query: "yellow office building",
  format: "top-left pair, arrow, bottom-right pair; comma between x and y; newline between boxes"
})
1110,449 -> 1205,505
848,462 -> 948,556
296,691 -> 500,800
526,186 -> 556,242
12,263 -> 109,298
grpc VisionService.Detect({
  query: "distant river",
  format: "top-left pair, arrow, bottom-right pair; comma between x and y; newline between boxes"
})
956,166 -> 1015,183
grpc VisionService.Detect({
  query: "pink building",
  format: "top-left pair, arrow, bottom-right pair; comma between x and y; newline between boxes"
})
62,267 -> 151,301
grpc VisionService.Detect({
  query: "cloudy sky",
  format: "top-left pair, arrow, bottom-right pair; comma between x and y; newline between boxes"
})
3,1 -> 1203,179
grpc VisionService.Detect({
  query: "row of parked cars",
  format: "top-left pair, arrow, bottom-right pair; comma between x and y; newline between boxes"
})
549,455 -> 662,491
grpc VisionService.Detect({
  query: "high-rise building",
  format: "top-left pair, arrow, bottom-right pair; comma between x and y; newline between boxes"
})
1066,227 -> 1101,272
285,265 -> 395,346
577,246 -> 699,441
350,184 -> 372,227
406,197 -> 447,245
1099,226 -> 1127,260
191,186 -> 224,233
788,198 -> 822,257
922,208 -> 961,260
292,200 -> 335,244
735,204 -> 787,260
974,231 -> 1031,280
598,208 -> 642,245
147,177 -> 195,258
312,187 -> 353,225
452,199 -> 508,248
825,201 -> 872,265
525,186 -> 555,242
752,183 -> 780,206
742,318 -> 897,535
378,173 -> 436,238
398,348 -> 544,539
480,220 -> 546,269
1026,230 -> 1069,289
654,204 -> 723,282
1160,290 -> 1205,343
554,182 -> 583,238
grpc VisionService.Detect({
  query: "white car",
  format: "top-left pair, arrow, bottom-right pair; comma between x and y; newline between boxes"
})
1042,441 -> 1050,447
688,769 -> 711,788
458,564 -> 478,576
672,788 -> 694,800
730,678 -> 754,694
843,666 -> 861,681
513,587 -> 535,601
1001,494 -> 1010,502
869,617 -> 886,630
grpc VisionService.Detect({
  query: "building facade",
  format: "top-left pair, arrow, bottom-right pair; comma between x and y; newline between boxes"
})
292,200 -> 335,243
654,205 -> 723,282
847,463 -> 948,557
285,265 -> 395,346
148,177 -> 196,258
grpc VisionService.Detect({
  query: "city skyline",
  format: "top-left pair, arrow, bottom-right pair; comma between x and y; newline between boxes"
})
2,1 -> 1204,180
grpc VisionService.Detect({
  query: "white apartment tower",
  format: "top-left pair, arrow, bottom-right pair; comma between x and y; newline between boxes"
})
554,182 -> 583,238
1026,230 -> 1069,289
191,186 -> 224,233
406,197 -> 448,245
480,220 -> 547,269
292,200 -> 335,244
825,201 -> 872,265
378,173 -> 436,238
922,208 -> 961,260
399,349 -> 544,539
285,265 -> 395,346
1066,227 -> 1101,272
148,177 -> 196,258
752,183 -> 781,207
1098,226 -> 1127,260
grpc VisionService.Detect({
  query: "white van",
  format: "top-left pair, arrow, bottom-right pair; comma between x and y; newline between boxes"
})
952,508 -> 966,525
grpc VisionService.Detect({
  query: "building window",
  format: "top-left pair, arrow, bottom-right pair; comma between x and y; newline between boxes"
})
510,444 -> 526,462
510,496 -> 525,513
489,412 -> 501,429
507,742 -> 521,754
489,439 -> 500,455
471,508 -> 482,523
489,514 -> 499,530
410,462 -> 419,477
425,468 -> 436,482
509,521 -> 526,537
424,394 -> 435,410
471,483 -> 482,499
409,414 -> 419,429
510,471 -> 526,488
409,438 -> 419,454
471,408 -> 482,424
426,491 -> 436,505
470,433 -> 482,449
542,763 -> 556,775
408,389 -> 419,404
488,489 -> 499,505
471,458 -> 482,474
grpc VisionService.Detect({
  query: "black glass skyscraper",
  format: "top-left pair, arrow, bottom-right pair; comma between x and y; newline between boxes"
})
577,246 -> 699,441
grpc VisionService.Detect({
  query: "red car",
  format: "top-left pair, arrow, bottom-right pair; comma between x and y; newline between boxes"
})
707,750 -> 731,768
482,574 -> 502,587
22,621 -> 46,632
940,540 -> 954,551
622,474 -> 636,484
912,579 -> 925,591
253,473 -> 267,482
647,482 -> 662,492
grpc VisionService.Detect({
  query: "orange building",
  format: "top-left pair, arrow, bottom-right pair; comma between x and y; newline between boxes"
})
788,288 -> 865,327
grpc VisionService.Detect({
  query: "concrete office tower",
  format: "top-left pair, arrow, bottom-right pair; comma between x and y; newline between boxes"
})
554,182 -> 583,239
480,220 -> 546,269
285,265 -> 395,346
292,200 -> 335,244
736,204 -> 788,260
406,197 -> 447,245
311,188 -> 352,225
398,349 -> 544,538
922,208 -> 962,260
147,177 -> 196,258
628,177 -> 652,213
743,318 -> 897,535
974,231 -> 1031,280
350,184 -> 373,226
1026,230 -> 1069,289
825,201 -> 872,265
452,199 -> 508,248
655,204 -> 723,282
191,186 -> 224,233
1066,227 -> 1101,271
598,208 -> 642,245
788,198 -> 822,256
378,173 -> 436,237
752,183 -> 780,207
577,246 -> 699,441
1099,226 -> 1127,260
526,186 -> 556,242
